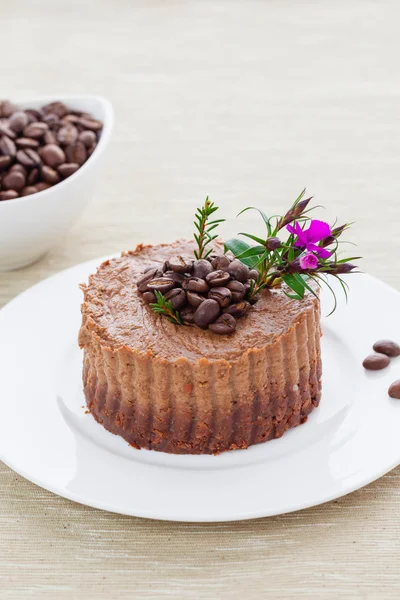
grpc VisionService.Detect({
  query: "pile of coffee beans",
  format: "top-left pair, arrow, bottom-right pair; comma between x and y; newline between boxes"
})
0,99 -> 103,201
137,254 -> 260,334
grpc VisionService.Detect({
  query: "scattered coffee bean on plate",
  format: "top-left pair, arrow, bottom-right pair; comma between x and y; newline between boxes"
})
0,99 -> 103,201
372,339 -> 400,357
362,353 -> 390,370
388,380 -> 400,399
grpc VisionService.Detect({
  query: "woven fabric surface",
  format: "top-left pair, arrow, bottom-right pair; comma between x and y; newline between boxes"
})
1,1 -> 400,598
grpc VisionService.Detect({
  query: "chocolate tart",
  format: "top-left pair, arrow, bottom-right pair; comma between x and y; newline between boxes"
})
79,239 -> 322,454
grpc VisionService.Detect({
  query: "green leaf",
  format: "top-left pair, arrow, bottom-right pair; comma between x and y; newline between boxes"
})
295,273 -> 318,299
237,207 -> 272,236
224,238 -> 260,268
236,245 -> 266,259
238,232 -> 267,246
281,273 -> 306,299
333,256 -> 361,264
206,223 -> 221,233
293,188 -> 306,206
207,219 -> 225,225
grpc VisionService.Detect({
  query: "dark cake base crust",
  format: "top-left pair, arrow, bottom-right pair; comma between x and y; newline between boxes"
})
83,359 -> 322,455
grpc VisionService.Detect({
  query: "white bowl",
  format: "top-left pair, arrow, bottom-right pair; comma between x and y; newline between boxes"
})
0,95 -> 114,271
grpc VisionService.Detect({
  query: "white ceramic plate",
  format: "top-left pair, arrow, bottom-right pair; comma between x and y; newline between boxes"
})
1,259 -> 400,522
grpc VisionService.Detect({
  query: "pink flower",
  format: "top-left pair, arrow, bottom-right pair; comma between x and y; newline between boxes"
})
299,252 -> 319,270
287,220 -> 332,258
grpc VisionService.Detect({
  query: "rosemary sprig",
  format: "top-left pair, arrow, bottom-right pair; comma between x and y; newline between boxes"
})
150,290 -> 183,325
194,196 -> 225,259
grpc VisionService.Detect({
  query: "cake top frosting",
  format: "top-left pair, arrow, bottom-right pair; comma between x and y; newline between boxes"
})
80,239 -> 319,361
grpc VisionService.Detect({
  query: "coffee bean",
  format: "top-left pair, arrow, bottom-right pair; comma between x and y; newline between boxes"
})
43,130 -> 58,145
0,155 -> 11,170
79,130 -> 97,147
164,288 -> 187,310
142,291 -> 157,304
183,277 -> 209,293
181,306 -> 196,324
0,100 -> 17,117
194,299 -> 220,328
42,113 -> 60,128
187,291 -> 205,308
249,269 -> 259,281
388,380 -> 400,399
228,259 -> 250,283
192,259 -> 213,278
41,165 -> 60,185
78,117 -> 103,131
87,143 -> 97,157
21,186 -> 38,196
39,144 -> 65,167
211,255 -> 231,271
27,167 -> 39,185
226,280 -> 246,302
35,182 -> 52,192
206,270 -> 231,287
8,111 -> 29,133
209,314 -> 237,335
167,255 -> 193,273
63,114 -> 81,125
0,190 -> 18,200
16,148 -> 41,167
2,170 -> 25,191
23,122 -> 49,139
146,278 -> 175,294
0,122 -> 17,139
15,137 -> 40,149
42,101 -> 68,118
65,140 -> 87,165
223,301 -> 251,318
137,268 -> 159,292
24,108 -> 43,123
372,340 -> 400,357
362,353 -> 390,370
57,124 -> 78,145
164,270 -> 187,286
0,136 -> 16,156
10,163 -> 27,175
208,286 -> 232,308
55,163 -> 78,179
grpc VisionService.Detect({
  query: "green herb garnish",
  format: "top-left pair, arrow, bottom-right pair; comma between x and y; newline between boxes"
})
150,290 -> 183,325
193,197 -> 225,259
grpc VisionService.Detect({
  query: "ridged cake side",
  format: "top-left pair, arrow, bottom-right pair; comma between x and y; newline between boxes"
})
79,302 -> 322,455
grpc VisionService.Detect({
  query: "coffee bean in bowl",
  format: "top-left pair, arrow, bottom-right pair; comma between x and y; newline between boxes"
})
0,99 -> 103,201
0,95 -> 113,270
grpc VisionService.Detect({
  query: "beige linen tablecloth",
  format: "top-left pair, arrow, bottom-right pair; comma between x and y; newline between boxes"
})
1,1 -> 400,598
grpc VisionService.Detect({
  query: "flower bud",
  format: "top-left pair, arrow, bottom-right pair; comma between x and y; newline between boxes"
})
328,262 -> 357,275
266,236 -> 281,250
277,196 -> 312,230
320,224 -> 348,248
